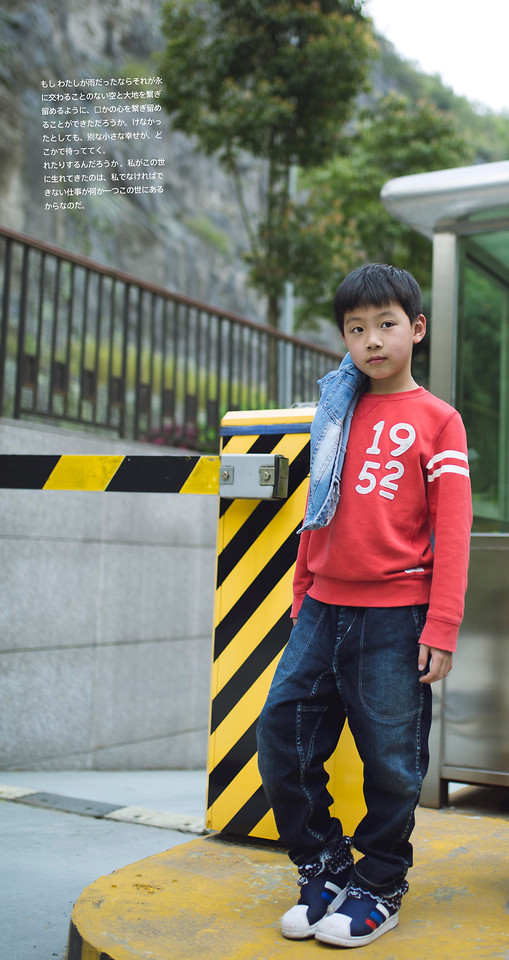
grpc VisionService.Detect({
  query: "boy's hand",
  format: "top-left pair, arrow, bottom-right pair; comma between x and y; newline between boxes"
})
418,644 -> 453,684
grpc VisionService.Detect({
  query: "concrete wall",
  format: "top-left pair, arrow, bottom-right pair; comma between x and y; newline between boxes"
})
0,419 -> 218,770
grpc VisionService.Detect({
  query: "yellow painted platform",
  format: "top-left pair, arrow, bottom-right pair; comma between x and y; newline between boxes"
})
67,797 -> 509,960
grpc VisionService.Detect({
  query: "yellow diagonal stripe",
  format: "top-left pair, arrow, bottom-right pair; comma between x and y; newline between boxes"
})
206,752 -> 261,830
43,455 -> 124,491
220,499 -> 259,552
248,807 -> 278,841
179,456 -> 220,495
81,939 -> 102,960
221,435 -> 259,454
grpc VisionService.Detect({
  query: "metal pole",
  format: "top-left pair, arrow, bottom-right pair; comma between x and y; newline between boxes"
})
278,164 -> 297,407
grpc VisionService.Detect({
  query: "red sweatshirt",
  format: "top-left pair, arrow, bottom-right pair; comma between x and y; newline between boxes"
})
292,387 -> 472,652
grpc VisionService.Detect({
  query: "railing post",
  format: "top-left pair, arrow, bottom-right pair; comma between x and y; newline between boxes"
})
14,243 -> 30,420
0,237 -> 12,417
119,283 -> 130,438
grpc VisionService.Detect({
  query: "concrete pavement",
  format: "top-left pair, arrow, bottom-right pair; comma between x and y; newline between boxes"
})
0,770 -> 208,960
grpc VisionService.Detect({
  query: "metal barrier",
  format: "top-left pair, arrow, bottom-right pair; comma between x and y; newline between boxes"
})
0,452 -> 288,499
0,225 -> 340,451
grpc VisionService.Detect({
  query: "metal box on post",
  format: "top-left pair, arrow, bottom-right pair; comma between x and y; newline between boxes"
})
206,407 -> 366,841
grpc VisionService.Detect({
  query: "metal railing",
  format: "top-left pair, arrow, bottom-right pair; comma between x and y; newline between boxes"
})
0,226 -> 341,451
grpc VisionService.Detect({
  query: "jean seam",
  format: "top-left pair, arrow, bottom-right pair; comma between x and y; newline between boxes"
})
392,684 -> 426,851
296,666 -> 336,843
333,606 -> 358,687
411,603 -> 428,636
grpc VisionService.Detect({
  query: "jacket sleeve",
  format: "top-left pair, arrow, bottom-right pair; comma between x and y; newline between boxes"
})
419,411 -> 472,652
291,528 -> 314,618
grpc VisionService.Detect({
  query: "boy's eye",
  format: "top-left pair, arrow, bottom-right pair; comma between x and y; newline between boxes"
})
381,320 -> 395,329
351,325 -> 363,334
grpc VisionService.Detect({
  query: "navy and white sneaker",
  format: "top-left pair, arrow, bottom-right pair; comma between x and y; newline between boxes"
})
281,869 -> 351,939
315,885 -> 405,947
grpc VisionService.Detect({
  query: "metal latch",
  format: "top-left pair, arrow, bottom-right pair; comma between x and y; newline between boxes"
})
219,454 -> 289,500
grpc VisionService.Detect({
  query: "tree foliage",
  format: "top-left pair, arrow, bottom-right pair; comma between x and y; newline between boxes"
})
376,36 -> 509,164
159,0 -> 375,324
291,93 -> 474,325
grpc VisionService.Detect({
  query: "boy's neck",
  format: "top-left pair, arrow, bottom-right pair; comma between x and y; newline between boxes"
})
367,375 -> 420,395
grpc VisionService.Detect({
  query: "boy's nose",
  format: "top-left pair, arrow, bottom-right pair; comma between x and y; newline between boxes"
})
366,330 -> 383,349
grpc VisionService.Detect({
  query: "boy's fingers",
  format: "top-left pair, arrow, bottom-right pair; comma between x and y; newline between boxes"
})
419,647 -> 453,684
417,643 -> 429,672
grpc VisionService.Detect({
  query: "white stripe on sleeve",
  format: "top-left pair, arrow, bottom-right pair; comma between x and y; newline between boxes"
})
427,464 -> 470,482
426,450 -> 469,471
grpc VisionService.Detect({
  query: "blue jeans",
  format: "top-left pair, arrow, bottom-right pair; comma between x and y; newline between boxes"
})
257,596 -> 432,897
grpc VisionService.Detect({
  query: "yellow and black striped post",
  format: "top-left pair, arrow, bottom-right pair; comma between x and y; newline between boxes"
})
206,408 -> 366,842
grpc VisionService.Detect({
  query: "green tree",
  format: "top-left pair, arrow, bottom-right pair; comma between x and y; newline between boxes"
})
159,0 -> 375,326
376,36 -> 509,164
292,93 -> 474,324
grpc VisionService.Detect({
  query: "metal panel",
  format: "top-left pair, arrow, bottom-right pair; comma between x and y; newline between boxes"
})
428,232 -> 458,405
422,534 -> 509,807
442,535 -> 509,784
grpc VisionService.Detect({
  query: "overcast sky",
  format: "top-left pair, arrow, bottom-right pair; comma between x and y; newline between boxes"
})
366,0 -> 509,114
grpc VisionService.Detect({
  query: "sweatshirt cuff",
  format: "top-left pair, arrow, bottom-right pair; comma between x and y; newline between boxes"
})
291,594 -> 307,619
418,616 -> 460,653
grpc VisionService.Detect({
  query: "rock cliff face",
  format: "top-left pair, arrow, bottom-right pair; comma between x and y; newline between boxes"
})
0,0 -> 267,322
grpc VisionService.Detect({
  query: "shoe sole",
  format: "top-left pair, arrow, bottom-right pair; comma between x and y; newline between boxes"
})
281,888 -> 348,940
315,912 -> 399,947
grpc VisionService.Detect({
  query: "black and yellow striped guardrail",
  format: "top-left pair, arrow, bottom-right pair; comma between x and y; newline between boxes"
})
0,454 -> 220,494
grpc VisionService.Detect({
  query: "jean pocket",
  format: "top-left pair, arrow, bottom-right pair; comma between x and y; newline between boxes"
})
358,607 -> 424,722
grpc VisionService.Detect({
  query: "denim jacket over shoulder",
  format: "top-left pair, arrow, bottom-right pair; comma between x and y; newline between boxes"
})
298,352 -> 368,533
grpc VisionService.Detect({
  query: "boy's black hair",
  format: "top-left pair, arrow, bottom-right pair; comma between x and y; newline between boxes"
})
333,263 -> 423,335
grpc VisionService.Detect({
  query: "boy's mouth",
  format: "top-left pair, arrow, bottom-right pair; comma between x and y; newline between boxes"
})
367,355 -> 386,364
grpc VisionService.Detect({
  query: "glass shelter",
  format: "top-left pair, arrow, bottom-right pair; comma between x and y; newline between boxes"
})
382,161 -> 509,805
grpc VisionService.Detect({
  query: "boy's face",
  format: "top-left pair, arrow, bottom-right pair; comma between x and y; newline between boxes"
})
342,301 -> 426,394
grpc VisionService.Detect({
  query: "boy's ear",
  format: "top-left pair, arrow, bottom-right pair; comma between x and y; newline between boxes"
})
412,314 -> 426,344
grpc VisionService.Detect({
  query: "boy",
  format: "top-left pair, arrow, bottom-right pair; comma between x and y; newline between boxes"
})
257,263 -> 472,948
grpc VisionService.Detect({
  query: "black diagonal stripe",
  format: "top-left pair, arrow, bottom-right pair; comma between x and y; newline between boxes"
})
210,612 -> 291,734
225,434 -> 284,456
0,455 -> 61,489
214,525 -> 299,660
216,442 -> 310,588
67,920 -> 115,960
207,719 -> 259,808
106,455 -> 199,492
65,921 -> 83,960
222,784 -> 272,838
